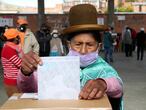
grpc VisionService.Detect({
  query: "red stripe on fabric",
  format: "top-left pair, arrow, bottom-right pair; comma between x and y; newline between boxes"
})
4,78 -> 17,85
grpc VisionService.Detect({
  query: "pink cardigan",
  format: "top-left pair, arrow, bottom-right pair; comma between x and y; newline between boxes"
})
17,72 -> 123,98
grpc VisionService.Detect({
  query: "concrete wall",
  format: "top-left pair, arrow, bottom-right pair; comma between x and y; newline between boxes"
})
1,14 -> 146,33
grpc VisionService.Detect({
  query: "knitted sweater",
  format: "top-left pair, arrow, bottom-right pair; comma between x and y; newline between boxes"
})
1,42 -> 22,85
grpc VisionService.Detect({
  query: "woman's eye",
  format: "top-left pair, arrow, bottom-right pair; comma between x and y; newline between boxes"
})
88,44 -> 94,46
75,44 -> 81,46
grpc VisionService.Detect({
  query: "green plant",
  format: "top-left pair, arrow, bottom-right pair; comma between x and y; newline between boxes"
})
126,0 -> 137,2
115,5 -> 133,12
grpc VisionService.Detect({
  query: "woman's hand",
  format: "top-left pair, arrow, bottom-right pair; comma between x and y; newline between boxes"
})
21,51 -> 42,76
79,79 -> 107,100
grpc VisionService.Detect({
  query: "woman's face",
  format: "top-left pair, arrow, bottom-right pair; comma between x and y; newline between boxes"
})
69,33 -> 98,55
13,36 -> 20,45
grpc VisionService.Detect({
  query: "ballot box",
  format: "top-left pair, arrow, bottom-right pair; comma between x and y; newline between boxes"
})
0,93 -> 112,110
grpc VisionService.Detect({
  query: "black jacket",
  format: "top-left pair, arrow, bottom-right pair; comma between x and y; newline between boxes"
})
35,30 -> 52,56
136,31 -> 146,46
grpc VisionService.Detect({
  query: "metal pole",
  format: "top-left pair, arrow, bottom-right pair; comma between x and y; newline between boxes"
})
38,0 -> 45,29
107,0 -> 114,28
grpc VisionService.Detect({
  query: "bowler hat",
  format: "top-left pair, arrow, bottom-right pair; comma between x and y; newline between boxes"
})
63,4 -> 107,35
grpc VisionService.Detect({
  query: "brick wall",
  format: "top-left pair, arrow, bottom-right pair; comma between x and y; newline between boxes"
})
114,14 -> 146,33
1,14 -> 146,34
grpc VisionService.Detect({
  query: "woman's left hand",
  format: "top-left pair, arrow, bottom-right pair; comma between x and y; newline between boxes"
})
79,79 -> 107,100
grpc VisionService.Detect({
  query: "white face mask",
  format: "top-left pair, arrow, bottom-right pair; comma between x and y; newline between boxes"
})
53,34 -> 58,38
67,49 -> 98,67
127,29 -> 131,32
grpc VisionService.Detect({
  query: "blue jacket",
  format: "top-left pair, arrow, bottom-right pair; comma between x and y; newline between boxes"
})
103,32 -> 113,48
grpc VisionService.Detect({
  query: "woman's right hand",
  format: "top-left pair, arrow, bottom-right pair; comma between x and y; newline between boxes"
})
21,51 -> 42,76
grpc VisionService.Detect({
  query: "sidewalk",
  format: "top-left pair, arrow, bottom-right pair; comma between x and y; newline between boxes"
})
111,52 -> 146,110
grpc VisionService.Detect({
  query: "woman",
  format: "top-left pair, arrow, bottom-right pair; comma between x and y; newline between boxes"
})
18,4 -> 123,110
1,28 -> 22,97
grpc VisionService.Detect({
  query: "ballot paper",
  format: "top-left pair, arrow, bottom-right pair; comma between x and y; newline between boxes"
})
38,56 -> 80,100
20,93 -> 38,99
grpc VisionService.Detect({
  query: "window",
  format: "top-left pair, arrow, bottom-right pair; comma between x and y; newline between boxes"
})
0,0 -> 38,13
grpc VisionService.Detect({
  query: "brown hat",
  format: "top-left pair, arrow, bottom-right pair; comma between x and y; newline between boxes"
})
63,4 -> 107,35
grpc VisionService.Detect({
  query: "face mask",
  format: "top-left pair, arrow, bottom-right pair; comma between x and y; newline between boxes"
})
127,29 -> 131,32
41,27 -> 47,32
19,25 -> 27,32
53,34 -> 58,38
15,39 -> 20,45
16,38 -> 20,45
67,49 -> 98,67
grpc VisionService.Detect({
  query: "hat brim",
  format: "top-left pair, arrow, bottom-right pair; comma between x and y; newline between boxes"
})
63,24 -> 107,35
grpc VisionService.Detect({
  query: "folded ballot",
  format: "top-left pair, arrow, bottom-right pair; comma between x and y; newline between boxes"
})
37,56 -> 80,100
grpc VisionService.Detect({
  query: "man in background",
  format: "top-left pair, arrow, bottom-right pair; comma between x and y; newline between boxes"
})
123,27 -> 132,57
17,18 -> 39,54
136,28 -> 146,61
35,23 -> 52,56
103,27 -> 114,63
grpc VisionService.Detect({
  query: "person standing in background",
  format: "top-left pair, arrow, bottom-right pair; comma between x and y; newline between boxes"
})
35,23 -> 52,56
103,27 -> 114,63
130,28 -> 137,51
123,27 -> 132,57
49,29 -> 64,56
0,36 -> 4,58
0,25 -> 10,58
17,18 -> 39,54
136,28 -> 146,61
1,28 -> 22,97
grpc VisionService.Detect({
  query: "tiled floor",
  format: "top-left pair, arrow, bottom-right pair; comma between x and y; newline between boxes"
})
0,52 -> 146,109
